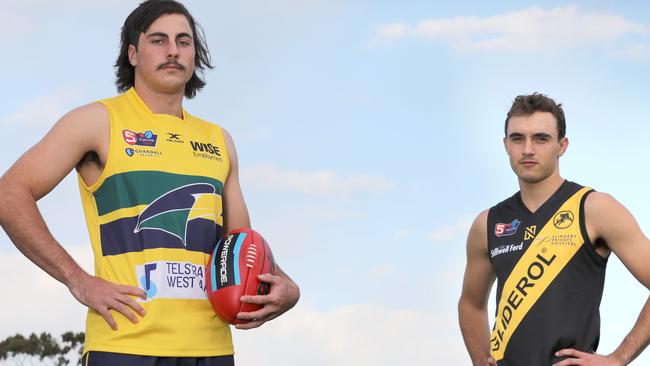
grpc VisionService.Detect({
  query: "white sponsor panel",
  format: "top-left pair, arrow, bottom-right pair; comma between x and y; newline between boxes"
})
135,261 -> 207,302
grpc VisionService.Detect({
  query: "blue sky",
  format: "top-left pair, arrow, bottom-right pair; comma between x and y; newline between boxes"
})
1,1 -> 650,365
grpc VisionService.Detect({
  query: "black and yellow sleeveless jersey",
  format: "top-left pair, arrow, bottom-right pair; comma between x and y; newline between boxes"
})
487,180 -> 607,365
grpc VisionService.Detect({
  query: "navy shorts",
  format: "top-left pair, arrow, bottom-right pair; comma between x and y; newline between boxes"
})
82,351 -> 235,366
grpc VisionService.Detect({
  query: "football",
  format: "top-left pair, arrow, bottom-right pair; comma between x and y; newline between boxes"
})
206,228 -> 277,324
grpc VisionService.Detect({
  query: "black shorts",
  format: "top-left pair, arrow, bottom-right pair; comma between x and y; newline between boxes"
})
82,351 -> 235,366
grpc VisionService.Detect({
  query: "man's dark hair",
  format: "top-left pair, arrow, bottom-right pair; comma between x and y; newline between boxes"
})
505,93 -> 566,140
115,0 -> 213,99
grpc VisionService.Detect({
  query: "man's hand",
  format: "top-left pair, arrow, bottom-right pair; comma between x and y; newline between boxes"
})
487,356 -> 497,366
69,273 -> 147,330
553,349 -> 624,366
235,273 -> 300,330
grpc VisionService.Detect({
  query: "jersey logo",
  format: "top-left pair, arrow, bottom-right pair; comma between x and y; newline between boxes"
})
123,129 -> 158,147
134,183 -> 221,246
553,211 -> 574,229
495,219 -> 521,237
190,141 -> 221,156
166,133 -> 184,144
524,225 -> 537,240
136,261 -> 207,302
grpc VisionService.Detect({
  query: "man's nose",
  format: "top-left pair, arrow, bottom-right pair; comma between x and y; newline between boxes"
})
523,138 -> 534,155
167,42 -> 179,59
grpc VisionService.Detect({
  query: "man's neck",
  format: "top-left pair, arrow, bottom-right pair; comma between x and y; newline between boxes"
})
133,83 -> 185,119
518,174 -> 565,213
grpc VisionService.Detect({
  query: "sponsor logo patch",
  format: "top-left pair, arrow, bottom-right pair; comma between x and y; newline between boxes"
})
190,140 -> 223,162
533,234 -> 578,247
123,129 -> 158,147
553,211 -> 574,229
490,242 -> 524,258
136,261 -> 207,301
495,219 -> 521,237
124,148 -> 163,158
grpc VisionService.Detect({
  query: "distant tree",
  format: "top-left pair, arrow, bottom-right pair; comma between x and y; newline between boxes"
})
0,332 -> 84,366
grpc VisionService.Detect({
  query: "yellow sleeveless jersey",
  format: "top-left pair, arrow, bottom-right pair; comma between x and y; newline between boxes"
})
78,87 -> 233,356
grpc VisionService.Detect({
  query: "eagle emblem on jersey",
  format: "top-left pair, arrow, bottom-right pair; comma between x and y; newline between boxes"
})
553,211 -> 574,229
134,183 -> 222,246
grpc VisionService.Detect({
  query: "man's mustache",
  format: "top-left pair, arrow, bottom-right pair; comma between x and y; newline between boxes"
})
157,61 -> 185,70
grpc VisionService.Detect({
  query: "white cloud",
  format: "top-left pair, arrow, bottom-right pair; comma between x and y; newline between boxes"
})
374,5 -> 648,53
0,244 -> 92,339
612,43 -> 650,61
0,85 -> 88,128
233,303 -> 469,366
0,13 -> 31,34
376,22 -> 410,41
241,164 -> 395,196
429,215 -> 473,243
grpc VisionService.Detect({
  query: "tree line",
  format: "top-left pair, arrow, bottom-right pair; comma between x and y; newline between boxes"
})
0,332 -> 84,366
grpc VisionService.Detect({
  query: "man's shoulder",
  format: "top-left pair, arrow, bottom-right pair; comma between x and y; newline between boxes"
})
468,209 -> 489,238
562,181 -> 611,209
94,89 -> 130,103
584,190 -> 617,210
60,102 -> 109,126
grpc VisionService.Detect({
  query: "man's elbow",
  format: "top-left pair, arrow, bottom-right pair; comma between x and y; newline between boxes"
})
0,177 -> 30,226
458,295 -> 486,318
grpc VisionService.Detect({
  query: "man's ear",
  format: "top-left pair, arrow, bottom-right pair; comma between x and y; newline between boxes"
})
558,137 -> 569,157
128,44 -> 137,67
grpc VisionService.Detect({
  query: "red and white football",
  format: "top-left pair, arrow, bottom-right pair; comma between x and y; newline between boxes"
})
206,228 -> 277,324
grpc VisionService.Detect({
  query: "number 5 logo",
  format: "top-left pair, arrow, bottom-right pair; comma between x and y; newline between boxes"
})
123,129 -> 137,145
495,223 -> 505,236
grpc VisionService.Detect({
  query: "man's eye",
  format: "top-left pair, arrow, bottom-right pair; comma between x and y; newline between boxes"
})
152,39 -> 163,45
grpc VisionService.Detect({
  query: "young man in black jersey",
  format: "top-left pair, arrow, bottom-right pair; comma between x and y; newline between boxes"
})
458,93 -> 650,366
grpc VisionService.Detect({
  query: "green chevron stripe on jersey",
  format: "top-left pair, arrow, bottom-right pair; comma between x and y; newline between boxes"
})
93,171 -> 224,216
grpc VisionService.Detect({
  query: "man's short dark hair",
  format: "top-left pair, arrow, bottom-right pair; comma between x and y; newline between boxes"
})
115,0 -> 213,99
505,93 -> 566,140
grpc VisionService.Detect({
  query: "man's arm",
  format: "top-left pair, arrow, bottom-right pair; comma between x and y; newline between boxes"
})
459,210 -> 497,366
220,129 -> 300,330
0,103 -> 146,330
554,192 -> 650,366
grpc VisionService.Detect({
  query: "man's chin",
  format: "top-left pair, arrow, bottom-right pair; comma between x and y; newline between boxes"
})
155,80 -> 190,95
516,171 -> 547,185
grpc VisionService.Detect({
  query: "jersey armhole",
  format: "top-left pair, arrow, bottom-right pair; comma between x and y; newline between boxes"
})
217,126 -> 232,187
78,101 -> 114,194
486,207 -> 496,264
580,189 -> 608,266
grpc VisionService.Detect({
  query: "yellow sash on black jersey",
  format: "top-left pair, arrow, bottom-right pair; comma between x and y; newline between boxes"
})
490,187 -> 592,361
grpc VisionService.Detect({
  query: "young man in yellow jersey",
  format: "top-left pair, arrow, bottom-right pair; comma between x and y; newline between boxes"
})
458,93 -> 650,366
0,1 -> 299,364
